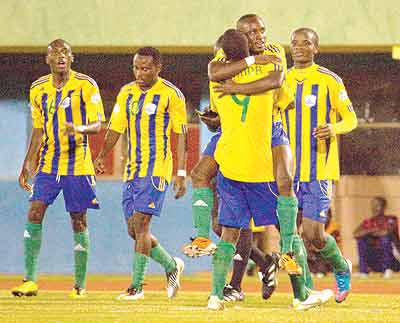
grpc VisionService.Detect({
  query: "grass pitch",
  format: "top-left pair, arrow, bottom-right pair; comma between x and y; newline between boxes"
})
1,273 -> 400,323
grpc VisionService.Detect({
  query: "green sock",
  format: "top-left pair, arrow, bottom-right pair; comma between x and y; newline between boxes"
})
192,188 -> 213,238
132,252 -> 149,290
299,238 -> 314,290
320,234 -> 348,273
289,235 -> 309,301
211,240 -> 236,300
24,222 -> 42,282
73,230 -> 90,288
150,244 -> 176,273
277,196 -> 298,254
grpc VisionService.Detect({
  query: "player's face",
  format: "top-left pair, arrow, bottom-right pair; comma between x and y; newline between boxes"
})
133,54 -> 161,89
290,31 -> 318,65
46,42 -> 73,74
371,199 -> 384,216
237,17 -> 266,54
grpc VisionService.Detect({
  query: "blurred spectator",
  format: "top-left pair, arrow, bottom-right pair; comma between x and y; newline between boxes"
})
353,197 -> 400,278
306,209 -> 341,277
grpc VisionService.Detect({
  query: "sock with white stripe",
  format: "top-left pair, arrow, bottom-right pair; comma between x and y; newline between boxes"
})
24,222 -> 42,282
192,188 -> 213,238
73,230 -> 90,288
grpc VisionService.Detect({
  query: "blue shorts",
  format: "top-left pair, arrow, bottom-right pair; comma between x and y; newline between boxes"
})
203,131 -> 222,157
296,180 -> 333,223
122,176 -> 168,219
216,171 -> 278,228
271,122 -> 290,148
30,172 -> 99,213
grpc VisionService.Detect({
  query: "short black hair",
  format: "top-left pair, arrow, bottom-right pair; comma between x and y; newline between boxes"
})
374,196 -> 388,209
47,39 -> 72,51
135,46 -> 162,65
221,29 -> 249,61
292,27 -> 319,46
214,34 -> 224,55
236,13 -> 260,27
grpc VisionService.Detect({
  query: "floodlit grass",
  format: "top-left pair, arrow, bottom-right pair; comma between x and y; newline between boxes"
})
1,290 -> 400,323
1,273 -> 400,323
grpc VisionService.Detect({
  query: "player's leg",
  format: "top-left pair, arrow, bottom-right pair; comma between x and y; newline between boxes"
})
272,144 -> 299,261
12,172 -> 61,297
69,211 -> 89,297
184,133 -> 220,257
301,180 -> 350,303
208,172 -> 248,310
63,174 -> 100,298
224,228 -> 252,301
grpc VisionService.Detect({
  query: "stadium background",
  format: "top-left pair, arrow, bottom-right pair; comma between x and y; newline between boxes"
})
0,0 -> 399,274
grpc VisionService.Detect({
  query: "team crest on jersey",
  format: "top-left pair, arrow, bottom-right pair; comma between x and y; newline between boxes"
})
91,93 -> 101,104
144,103 -> 157,115
339,90 -> 348,101
60,97 -> 71,109
304,94 -> 317,107
113,103 -> 120,113
129,100 -> 139,115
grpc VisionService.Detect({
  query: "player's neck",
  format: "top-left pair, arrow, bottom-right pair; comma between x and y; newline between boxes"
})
138,78 -> 158,92
52,71 -> 71,89
294,61 -> 314,69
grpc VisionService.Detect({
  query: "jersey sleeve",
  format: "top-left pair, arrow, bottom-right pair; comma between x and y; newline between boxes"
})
275,82 -> 294,110
169,89 -> 187,134
30,87 -> 43,129
329,79 -> 358,135
108,90 -> 128,134
83,81 -> 105,123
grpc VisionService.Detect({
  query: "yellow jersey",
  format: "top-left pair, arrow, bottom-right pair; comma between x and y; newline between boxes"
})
30,70 -> 105,176
109,78 -> 187,183
211,43 -> 287,182
282,63 -> 358,181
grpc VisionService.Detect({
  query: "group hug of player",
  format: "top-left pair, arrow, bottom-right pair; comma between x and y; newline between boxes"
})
12,13 -> 357,311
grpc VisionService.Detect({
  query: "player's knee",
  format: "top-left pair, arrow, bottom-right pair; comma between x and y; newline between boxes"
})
70,213 -> 87,232
127,227 -> 136,240
28,206 -> 45,224
190,167 -> 209,187
132,213 -> 151,235
276,174 -> 294,196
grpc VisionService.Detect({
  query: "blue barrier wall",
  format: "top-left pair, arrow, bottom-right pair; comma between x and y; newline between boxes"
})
0,181 -> 216,274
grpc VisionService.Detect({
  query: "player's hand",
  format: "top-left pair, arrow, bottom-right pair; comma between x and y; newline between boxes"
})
94,157 -> 105,175
197,109 -> 220,131
18,167 -> 32,192
173,176 -> 187,199
213,79 -> 238,98
313,124 -> 335,140
254,54 -> 281,65
63,122 -> 76,136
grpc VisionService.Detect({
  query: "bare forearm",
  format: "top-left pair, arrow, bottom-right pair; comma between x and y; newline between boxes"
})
75,121 -> 102,135
208,60 -> 248,82
176,132 -> 187,171
22,128 -> 43,168
97,129 -> 121,159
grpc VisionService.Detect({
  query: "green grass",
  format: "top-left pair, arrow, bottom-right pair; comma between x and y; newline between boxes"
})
1,289 -> 400,323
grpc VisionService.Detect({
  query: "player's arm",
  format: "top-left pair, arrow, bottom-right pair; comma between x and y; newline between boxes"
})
64,82 -> 105,135
170,92 -> 188,199
94,94 -> 126,174
314,81 -> 358,140
208,55 -> 281,82
213,71 -> 284,96
19,128 -> 43,192
19,91 -> 43,192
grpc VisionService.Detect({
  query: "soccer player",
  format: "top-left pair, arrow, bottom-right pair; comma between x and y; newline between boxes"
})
206,29 -> 315,311
12,39 -> 105,298
94,47 -> 187,300
283,28 -> 358,303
